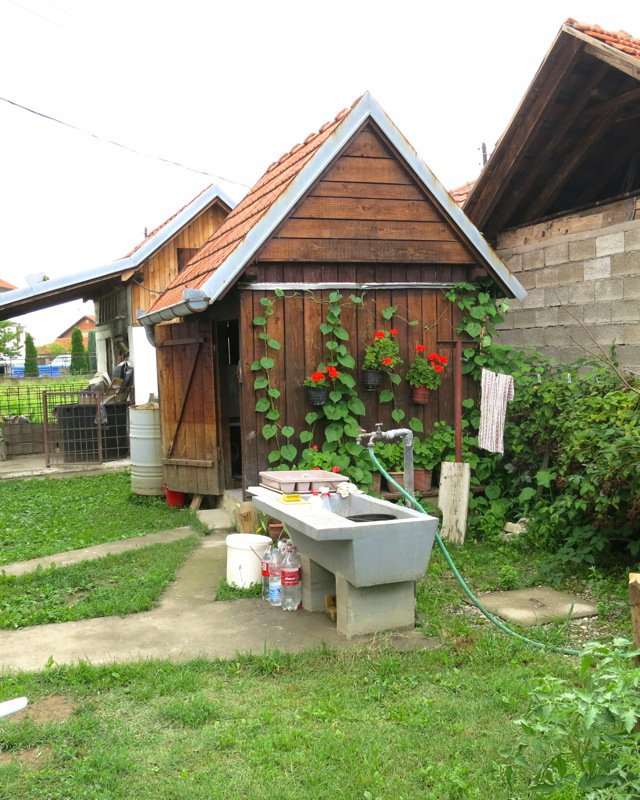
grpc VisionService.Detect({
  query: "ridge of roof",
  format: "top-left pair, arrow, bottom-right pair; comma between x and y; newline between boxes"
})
143,92 -> 525,323
565,18 -> 640,61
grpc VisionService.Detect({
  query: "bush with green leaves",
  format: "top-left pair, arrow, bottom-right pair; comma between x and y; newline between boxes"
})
503,639 -> 640,799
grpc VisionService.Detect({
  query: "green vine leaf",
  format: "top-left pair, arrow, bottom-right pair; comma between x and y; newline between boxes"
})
348,397 -> 366,416
274,288 -> 284,297
262,424 -> 278,440
388,373 -> 402,385
265,408 -> 280,421
305,411 -> 321,425
326,341 -> 338,351
344,422 -> 363,438
329,291 -> 342,303
409,417 -> 424,433
253,316 -> 266,326
329,390 -> 342,403
280,444 -> 297,462
337,373 -> 356,390
267,338 -> 282,350
260,298 -> 273,307
325,422 -> 344,442
320,322 -> 333,335
281,425 -> 295,438
267,388 -> 281,399
379,389 -> 394,404
337,353 -> 355,369
299,430 -> 313,443
391,408 -> 406,423
334,327 -> 349,341
349,294 -> 363,304
250,360 -> 261,371
253,377 -> 268,390
260,356 -> 275,369
255,397 -> 270,413
268,450 -> 281,464
382,306 -> 396,320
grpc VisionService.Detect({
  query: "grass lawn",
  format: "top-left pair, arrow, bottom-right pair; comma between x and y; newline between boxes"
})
0,536 -> 199,628
0,472 -> 195,565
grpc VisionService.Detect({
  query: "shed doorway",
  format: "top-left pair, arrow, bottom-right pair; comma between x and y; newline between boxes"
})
216,319 -> 242,486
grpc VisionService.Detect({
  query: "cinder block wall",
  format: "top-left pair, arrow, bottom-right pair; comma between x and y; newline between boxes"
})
495,196 -> 640,368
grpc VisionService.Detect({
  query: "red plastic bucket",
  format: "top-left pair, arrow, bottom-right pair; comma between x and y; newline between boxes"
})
163,483 -> 186,508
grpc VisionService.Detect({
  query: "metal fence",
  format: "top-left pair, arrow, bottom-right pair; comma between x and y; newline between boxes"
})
41,390 -> 129,466
0,379 -> 91,423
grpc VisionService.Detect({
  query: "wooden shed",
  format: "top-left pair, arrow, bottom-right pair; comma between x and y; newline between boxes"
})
139,93 -> 525,496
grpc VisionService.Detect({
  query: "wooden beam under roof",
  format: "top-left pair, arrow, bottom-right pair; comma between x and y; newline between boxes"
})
584,42 -> 640,81
464,32 -> 583,228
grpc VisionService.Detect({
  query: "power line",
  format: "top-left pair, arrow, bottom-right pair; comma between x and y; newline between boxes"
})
0,93 -> 250,188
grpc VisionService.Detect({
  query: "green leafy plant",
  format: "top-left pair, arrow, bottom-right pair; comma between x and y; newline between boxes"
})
503,639 -> 640,799
406,346 -> 448,389
70,327 -> 89,374
374,441 -> 404,472
362,328 -> 401,371
24,332 -> 38,377
0,321 -> 21,360
302,366 -> 339,388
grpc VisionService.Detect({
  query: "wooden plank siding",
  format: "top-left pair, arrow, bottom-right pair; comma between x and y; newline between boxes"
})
239,276 -> 469,489
258,124 -> 476,266
129,202 -> 229,322
155,318 -> 221,495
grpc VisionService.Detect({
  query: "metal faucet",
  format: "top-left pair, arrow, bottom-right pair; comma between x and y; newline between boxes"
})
357,424 -> 415,505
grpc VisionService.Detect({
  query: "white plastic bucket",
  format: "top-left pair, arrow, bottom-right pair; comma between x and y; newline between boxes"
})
130,405 -> 163,496
225,533 -> 272,588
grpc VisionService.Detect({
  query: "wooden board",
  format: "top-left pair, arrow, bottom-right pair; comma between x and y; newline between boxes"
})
438,462 -> 471,545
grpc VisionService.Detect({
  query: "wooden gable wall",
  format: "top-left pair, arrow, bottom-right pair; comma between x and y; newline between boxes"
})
257,124 -> 476,265
129,202 -> 229,323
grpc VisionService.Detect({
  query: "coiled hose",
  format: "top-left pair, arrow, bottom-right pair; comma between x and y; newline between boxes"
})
368,448 -> 582,657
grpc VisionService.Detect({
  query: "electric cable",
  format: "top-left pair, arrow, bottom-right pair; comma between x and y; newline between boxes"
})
367,447 -> 582,657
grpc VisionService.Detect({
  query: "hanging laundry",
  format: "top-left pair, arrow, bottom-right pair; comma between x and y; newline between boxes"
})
478,369 -> 514,454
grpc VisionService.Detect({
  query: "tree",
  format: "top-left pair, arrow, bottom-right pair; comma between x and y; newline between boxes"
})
24,333 -> 38,377
87,330 -> 96,373
70,328 -> 88,374
0,321 -> 21,360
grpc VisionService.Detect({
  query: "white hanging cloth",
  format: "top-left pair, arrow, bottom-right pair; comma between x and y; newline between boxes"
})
478,369 -> 514,454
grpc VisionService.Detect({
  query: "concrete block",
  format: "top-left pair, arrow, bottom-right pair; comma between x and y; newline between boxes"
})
617,343 -> 640,368
623,324 -> 640,344
568,281 -> 595,305
536,307 -> 559,326
623,276 -> 640,300
535,266 -> 559,288
596,232 -> 625,257
583,303 -> 612,324
558,262 -> 585,284
545,286 -> 569,307
521,288 -> 545,309
584,257 -> 611,281
594,278 -> 624,301
545,243 -> 569,266
625,225 -> 640,251
569,238 -> 596,261
612,300 -> 639,323
611,251 -> 640,277
512,309 -> 537,328
518,271 -> 536,290
522,249 -> 545,270
335,574 -> 415,638
496,330 -> 526,348
300,556 -> 336,613
504,253 -> 523,273
594,324 -> 624,346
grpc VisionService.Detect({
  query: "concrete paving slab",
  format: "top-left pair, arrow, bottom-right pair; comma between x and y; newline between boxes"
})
197,509 -> 234,532
476,586 -> 598,627
0,534 -> 438,672
1,528 -> 196,577
0,454 -> 131,481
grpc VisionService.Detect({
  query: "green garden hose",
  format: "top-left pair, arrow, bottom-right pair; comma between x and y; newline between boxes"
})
368,449 -> 582,657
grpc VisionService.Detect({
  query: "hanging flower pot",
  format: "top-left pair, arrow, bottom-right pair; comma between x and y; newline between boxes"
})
362,369 -> 384,391
411,385 -> 430,404
305,385 -> 328,406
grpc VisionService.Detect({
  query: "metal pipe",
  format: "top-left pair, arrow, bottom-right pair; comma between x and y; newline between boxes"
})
356,424 -> 414,506
454,339 -> 463,462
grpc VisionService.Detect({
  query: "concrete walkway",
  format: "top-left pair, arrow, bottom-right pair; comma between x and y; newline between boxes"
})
0,529 -> 435,673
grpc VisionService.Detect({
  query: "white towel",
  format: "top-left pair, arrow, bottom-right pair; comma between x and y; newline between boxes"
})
478,369 -> 514,454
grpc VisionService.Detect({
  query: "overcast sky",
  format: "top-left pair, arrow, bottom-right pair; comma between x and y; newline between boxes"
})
1,0 -> 639,345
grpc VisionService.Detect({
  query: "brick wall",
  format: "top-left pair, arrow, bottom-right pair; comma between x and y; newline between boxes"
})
495,196 -> 640,368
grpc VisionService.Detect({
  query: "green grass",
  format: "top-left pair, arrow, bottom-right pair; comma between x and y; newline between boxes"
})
0,377 -> 90,422
215,578 -> 262,601
0,472 -> 195,565
0,536 -> 199,628
0,640 -> 576,799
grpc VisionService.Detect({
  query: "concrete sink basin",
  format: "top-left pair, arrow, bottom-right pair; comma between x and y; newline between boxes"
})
249,487 -> 437,588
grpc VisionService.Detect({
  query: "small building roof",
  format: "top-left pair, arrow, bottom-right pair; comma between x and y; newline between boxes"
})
0,278 -> 17,292
142,92 -> 525,327
464,19 -> 640,239
0,184 -> 237,320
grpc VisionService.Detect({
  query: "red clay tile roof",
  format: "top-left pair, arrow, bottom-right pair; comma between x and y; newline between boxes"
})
148,99 -> 362,313
566,18 -> 640,61
0,278 -> 16,291
450,180 -> 475,207
124,183 -> 226,258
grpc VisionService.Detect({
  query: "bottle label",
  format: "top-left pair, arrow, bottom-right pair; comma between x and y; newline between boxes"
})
268,583 -> 282,603
281,567 -> 300,587
261,560 -> 270,577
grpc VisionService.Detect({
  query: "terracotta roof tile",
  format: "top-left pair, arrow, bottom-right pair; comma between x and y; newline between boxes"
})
450,180 -> 475,207
566,18 -> 640,61
0,278 -> 17,291
149,104 -> 351,312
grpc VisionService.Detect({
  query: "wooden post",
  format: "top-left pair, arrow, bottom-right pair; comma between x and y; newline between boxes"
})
454,340 -> 463,463
629,573 -> 640,657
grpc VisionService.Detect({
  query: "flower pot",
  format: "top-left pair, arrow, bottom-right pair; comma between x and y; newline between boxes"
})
305,385 -> 328,406
362,369 -> 384,391
384,468 -> 432,495
411,385 -> 431,404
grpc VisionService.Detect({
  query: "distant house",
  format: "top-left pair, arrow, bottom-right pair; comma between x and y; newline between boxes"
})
55,314 -> 96,348
0,185 -> 236,399
464,19 -> 640,368
138,92 -> 525,496
0,279 -> 16,293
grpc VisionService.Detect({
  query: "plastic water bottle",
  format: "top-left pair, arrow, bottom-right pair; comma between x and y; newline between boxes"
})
268,545 -> 283,607
261,544 -> 272,601
281,544 -> 302,611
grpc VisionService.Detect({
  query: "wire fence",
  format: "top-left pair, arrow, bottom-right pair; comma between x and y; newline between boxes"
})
0,378 -> 91,423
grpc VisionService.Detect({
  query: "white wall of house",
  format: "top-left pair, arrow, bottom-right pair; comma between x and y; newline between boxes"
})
129,324 -> 158,403
495,196 -> 640,369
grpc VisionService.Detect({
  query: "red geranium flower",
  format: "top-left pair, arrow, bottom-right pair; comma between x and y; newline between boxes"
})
381,356 -> 393,366
326,365 -> 339,379
434,364 -> 444,373
374,330 -> 385,339
311,371 -> 325,383
440,355 -> 448,364
389,328 -> 398,336
427,353 -> 438,361
331,466 -> 341,473
415,344 -> 426,353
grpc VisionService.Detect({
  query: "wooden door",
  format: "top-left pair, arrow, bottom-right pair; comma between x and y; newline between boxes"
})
155,318 -> 222,495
